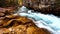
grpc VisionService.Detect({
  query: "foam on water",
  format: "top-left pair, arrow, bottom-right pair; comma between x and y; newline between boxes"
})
18,6 -> 60,34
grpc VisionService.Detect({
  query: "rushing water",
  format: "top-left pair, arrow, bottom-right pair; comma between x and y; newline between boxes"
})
17,6 -> 60,34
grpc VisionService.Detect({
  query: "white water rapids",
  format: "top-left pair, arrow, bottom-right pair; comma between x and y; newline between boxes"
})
17,6 -> 60,34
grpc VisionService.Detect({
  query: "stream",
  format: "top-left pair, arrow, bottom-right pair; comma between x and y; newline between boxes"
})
17,6 -> 60,34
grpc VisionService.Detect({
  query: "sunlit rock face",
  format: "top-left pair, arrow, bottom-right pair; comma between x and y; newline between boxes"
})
18,6 -> 60,34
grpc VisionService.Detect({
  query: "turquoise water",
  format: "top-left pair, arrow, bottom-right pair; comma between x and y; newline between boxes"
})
18,6 -> 60,34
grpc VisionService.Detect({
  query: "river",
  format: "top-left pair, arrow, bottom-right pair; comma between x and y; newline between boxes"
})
17,6 -> 60,34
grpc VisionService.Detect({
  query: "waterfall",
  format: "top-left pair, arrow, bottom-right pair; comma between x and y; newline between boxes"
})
17,6 -> 60,34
